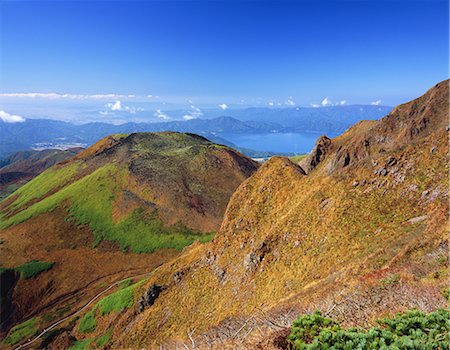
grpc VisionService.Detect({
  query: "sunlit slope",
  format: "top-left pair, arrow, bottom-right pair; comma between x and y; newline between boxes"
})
93,81 -> 449,348
0,132 -> 259,253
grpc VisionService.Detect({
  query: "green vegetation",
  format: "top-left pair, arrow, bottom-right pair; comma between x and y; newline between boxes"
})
68,332 -> 111,350
68,338 -> 93,350
15,260 -> 55,279
118,278 -> 132,288
288,309 -> 450,349
95,331 -> 112,347
78,310 -> 97,333
0,260 -> 54,279
98,284 -> 135,315
98,278 -> 146,315
289,154 -> 307,163
0,163 -> 213,253
76,279 -> 146,335
6,161 -> 80,210
111,133 -> 129,140
3,317 -> 38,345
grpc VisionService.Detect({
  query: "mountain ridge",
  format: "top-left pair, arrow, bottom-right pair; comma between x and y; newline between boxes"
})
0,105 -> 392,158
102,80 -> 448,349
0,132 -> 259,341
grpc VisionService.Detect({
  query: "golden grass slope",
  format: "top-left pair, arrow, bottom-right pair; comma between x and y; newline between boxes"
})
95,80 -> 449,349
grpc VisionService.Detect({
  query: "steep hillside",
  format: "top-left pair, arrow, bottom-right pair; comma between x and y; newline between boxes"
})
0,148 -> 82,200
0,132 -> 258,344
60,80 -> 447,350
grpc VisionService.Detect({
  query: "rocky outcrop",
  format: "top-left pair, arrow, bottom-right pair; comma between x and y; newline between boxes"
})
299,135 -> 332,173
0,269 -> 20,334
138,284 -> 164,312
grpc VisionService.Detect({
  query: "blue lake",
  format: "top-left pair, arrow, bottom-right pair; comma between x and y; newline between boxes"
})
218,132 -> 336,154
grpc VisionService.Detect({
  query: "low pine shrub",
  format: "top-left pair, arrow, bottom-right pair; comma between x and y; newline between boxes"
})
288,309 -> 450,349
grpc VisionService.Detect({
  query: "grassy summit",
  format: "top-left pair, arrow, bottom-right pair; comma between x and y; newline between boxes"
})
0,132 -> 258,253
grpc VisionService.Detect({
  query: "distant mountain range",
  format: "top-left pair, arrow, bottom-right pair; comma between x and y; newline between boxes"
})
200,104 -> 393,131
0,105 -> 392,157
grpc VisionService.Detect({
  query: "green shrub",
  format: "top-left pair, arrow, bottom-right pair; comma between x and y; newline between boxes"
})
15,260 -> 54,279
68,338 -> 93,350
95,331 -> 112,347
288,309 -> 450,349
97,282 -> 138,315
3,317 -> 38,345
78,311 -> 97,333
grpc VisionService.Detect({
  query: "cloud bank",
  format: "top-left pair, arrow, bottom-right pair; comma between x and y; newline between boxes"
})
0,92 -> 156,100
101,100 -> 144,114
154,109 -> 171,120
183,105 -> 203,120
311,97 -> 348,108
0,110 -> 26,123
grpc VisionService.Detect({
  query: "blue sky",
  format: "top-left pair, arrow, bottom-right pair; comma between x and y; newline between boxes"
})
0,0 -> 448,123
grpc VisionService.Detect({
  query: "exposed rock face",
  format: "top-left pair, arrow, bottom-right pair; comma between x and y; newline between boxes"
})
299,135 -> 332,173
138,284 -> 164,312
0,269 -> 20,334
325,79 -> 449,173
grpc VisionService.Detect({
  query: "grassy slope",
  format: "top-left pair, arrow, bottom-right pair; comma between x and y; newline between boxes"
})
4,162 -> 80,210
96,83 -> 448,348
289,154 -> 307,163
0,133 -> 257,254
69,144 -> 448,347
2,318 -> 38,345
1,163 -> 211,253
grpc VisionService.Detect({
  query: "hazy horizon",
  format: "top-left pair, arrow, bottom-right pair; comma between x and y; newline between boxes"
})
1,0 -> 448,124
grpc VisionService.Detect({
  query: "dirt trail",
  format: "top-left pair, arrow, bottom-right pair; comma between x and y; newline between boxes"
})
14,270 -> 154,350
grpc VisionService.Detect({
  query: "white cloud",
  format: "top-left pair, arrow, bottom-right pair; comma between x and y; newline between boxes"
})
154,109 -> 171,120
104,100 -> 143,114
0,110 -> 26,123
107,100 -> 123,111
183,105 -> 203,120
321,97 -> 332,107
0,92 -> 156,100
218,103 -> 228,110
285,97 -> 296,106
311,98 -> 347,108
268,101 -> 274,106
371,100 -> 382,106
